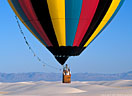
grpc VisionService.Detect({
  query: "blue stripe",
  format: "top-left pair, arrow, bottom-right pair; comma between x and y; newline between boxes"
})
87,0 -> 125,47
65,0 -> 83,46
11,0 -> 48,46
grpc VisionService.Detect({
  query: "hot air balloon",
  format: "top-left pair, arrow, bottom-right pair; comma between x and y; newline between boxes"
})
8,0 -> 124,65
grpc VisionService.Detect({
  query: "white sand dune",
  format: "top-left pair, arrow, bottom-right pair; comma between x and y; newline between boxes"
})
0,80 -> 132,96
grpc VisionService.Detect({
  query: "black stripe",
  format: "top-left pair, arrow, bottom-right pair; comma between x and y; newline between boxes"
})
79,0 -> 112,46
31,0 -> 59,46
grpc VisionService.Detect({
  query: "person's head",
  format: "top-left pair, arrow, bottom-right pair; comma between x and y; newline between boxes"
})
66,64 -> 68,67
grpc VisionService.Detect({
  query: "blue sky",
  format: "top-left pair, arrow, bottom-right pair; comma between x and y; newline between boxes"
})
0,0 -> 132,73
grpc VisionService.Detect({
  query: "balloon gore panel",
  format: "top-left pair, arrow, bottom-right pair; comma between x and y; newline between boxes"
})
79,0 -> 112,47
9,0 -> 48,46
31,0 -> 59,46
65,0 -> 82,46
73,0 -> 99,46
18,0 -> 52,46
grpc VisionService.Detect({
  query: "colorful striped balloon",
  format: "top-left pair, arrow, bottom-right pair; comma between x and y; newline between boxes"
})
8,0 -> 124,65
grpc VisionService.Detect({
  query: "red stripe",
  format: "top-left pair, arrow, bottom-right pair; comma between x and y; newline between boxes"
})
18,0 -> 52,46
73,0 -> 99,46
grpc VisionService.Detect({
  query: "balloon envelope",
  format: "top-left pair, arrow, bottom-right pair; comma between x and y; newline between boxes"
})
8,0 -> 124,65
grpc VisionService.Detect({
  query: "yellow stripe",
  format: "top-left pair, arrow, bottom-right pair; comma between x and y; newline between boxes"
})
8,0 -> 46,46
47,0 -> 66,46
84,0 -> 120,47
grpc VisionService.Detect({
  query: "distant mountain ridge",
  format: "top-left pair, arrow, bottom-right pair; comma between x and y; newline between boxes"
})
0,71 -> 132,82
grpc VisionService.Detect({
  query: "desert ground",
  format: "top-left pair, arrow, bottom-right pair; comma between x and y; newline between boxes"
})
0,80 -> 132,96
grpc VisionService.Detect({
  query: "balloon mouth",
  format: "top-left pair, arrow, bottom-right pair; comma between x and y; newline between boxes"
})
47,46 -> 86,65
